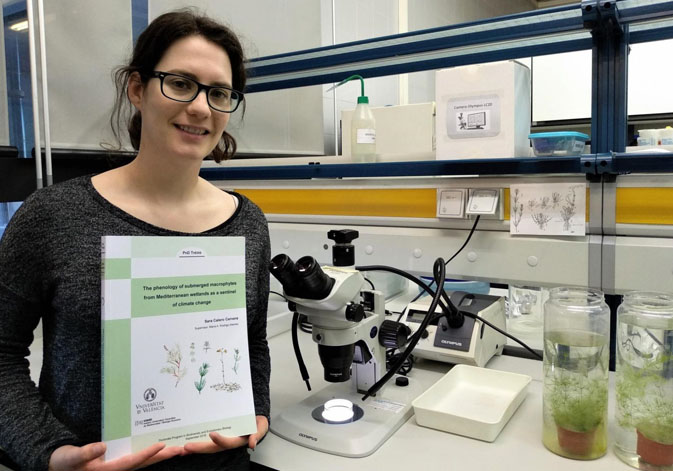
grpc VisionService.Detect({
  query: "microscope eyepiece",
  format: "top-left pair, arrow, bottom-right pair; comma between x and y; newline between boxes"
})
269,254 -> 304,297
296,256 -> 335,300
270,254 -> 336,300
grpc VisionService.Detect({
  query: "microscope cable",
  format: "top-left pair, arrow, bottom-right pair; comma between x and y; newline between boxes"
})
360,258 -> 449,400
291,311 -> 312,391
396,215 -> 482,320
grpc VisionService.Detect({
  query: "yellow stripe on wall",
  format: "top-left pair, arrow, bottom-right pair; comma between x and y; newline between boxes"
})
236,188 -> 437,218
235,187 -> 591,221
617,188 -> 673,225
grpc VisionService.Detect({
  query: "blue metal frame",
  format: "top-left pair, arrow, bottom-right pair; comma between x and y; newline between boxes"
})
243,0 -> 673,94
200,156 -> 596,181
586,0 -> 629,154
199,152 -> 673,181
247,5 -> 582,78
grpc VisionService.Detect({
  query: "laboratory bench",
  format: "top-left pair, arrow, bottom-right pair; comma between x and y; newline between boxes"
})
254,311 -> 628,471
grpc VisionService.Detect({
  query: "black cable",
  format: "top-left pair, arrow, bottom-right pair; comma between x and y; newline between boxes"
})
362,259 -> 449,400
444,215 -> 480,267
269,290 -> 287,300
394,216 -> 481,322
291,311 -> 311,391
387,349 -> 414,375
398,279 -> 437,322
363,277 -> 375,290
355,264 -> 452,316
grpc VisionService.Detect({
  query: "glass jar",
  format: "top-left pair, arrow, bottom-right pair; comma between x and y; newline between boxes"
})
542,287 -> 610,460
615,292 -> 673,470
507,284 -> 549,335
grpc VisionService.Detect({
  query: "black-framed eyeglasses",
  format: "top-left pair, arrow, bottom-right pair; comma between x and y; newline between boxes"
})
150,71 -> 244,113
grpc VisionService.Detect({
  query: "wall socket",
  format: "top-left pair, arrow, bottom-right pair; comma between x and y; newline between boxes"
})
436,188 -> 467,218
466,188 -> 504,220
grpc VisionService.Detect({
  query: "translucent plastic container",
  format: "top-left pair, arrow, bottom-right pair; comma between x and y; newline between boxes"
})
638,129 -> 659,146
529,132 -> 589,156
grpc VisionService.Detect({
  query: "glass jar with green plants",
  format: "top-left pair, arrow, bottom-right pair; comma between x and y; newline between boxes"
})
542,287 -> 610,460
615,291 -> 673,470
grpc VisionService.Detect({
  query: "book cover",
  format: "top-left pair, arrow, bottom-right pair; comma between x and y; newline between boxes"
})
101,236 -> 257,461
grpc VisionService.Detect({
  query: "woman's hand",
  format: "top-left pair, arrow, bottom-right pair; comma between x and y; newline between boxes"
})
183,415 -> 269,454
48,441 -> 184,471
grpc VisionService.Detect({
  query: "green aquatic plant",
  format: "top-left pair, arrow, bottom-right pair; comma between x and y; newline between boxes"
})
617,353 -> 673,445
549,371 -> 607,433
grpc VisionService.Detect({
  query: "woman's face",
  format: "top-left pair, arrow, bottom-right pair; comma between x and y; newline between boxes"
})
129,35 -> 233,163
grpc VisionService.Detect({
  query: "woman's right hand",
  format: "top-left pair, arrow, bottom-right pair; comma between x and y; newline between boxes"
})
48,441 -> 184,470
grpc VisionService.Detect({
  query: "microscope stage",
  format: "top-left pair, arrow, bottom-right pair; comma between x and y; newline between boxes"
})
270,375 -> 428,457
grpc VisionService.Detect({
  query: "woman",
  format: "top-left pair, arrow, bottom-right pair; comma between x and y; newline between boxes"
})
0,10 -> 270,471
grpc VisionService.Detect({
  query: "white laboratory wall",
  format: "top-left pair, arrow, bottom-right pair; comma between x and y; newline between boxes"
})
150,0 -> 325,156
0,13 -> 9,146
44,0 -> 131,150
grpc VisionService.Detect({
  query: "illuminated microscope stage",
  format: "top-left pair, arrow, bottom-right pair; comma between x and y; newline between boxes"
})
270,375 -> 429,457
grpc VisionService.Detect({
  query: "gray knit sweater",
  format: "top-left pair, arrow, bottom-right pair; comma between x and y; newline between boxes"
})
0,176 -> 271,471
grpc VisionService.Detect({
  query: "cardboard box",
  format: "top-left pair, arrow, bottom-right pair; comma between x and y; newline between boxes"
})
435,61 -> 531,160
341,102 -> 435,160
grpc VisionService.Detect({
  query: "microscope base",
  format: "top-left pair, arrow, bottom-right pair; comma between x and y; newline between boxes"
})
270,375 -> 426,457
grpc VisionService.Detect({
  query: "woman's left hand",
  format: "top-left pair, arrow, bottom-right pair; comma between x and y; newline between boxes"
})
182,415 -> 269,454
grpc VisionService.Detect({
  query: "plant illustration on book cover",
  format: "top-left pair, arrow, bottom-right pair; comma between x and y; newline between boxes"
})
211,347 -> 242,392
159,341 -> 245,395
160,344 -> 187,387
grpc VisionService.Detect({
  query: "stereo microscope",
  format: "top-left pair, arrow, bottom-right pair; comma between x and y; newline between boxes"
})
268,229 -> 427,457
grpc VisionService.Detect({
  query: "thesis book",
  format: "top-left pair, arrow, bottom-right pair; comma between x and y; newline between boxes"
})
101,236 -> 257,461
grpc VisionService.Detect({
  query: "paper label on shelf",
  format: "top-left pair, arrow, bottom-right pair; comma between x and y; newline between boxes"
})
356,128 -> 376,144
445,94 -> 501,139
509,183 -> 586,236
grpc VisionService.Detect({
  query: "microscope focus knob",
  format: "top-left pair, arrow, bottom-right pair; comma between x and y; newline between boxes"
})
378,320 -> 411,349
345,303 -> 365,322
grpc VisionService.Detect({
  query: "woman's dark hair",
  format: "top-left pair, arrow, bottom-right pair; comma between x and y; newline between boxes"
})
110,9 -> 246,163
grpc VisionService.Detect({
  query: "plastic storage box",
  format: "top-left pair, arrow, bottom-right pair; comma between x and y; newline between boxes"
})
529,131 -> 589,156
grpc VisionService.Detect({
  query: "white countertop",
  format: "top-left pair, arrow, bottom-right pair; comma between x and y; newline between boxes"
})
253,322 -> 629,471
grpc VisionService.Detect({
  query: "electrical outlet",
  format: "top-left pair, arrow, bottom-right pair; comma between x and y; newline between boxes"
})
466,188 -> 504,220
436,189 -> 466,218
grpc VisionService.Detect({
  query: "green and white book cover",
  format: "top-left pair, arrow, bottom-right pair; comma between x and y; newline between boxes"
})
101,236 -> 257,461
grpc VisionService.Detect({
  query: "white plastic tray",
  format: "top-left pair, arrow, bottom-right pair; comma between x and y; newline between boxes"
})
412,364 -> 531,442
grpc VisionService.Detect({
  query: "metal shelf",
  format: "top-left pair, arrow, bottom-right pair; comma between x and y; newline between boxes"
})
199,156 -> 593,181
201,153 -> 673,181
